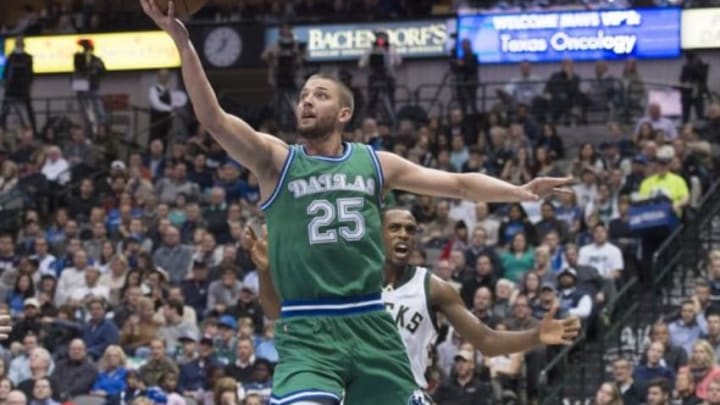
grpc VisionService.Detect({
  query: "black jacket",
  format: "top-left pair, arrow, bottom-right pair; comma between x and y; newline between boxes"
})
3,51 -> 33,97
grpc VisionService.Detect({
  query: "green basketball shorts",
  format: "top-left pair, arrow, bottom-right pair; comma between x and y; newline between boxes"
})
269,293 -> 425,405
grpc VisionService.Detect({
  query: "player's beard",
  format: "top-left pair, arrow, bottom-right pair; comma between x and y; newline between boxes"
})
297,113 -> 337,140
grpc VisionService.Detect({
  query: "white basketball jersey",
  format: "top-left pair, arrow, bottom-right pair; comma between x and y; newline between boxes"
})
382,266 -> 438,389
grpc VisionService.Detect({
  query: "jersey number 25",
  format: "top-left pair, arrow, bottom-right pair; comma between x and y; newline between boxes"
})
307,197 -> 366,244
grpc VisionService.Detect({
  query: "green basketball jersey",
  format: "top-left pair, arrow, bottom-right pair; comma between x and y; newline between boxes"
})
262,142 -> 386,301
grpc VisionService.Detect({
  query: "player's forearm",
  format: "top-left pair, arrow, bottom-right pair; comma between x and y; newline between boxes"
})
258,271 -> 281,320
176,42 -> 224,130
456,173 -> 527,202
472,328 -> 541,357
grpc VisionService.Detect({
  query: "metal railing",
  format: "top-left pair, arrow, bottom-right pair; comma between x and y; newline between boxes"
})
537,180 -> 720,403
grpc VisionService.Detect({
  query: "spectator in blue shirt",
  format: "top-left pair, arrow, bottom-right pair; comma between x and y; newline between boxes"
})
91,345 -> 128,401
7,274 -> 34,317
633,341 -> 676,390
670,300 -> 706,356
83,297 -> 119,360
178,337 -> 220,398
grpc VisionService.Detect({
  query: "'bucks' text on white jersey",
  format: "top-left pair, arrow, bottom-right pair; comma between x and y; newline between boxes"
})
382,266 -> 438,389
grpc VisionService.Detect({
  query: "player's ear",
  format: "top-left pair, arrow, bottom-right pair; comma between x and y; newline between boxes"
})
338,105 -> 352,124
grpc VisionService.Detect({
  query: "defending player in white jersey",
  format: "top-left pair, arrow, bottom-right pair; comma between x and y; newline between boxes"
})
249,208 -> 581,389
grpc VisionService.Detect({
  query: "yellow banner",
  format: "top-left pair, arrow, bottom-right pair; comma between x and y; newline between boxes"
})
4,31 -> 180,73
681,8 -> 720,49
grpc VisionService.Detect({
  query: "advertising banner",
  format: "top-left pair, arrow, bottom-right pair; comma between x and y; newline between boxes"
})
265,19 -> 454,62
681,8 -> 720,49
4,31 -> 180,73
457,8 -> 681,63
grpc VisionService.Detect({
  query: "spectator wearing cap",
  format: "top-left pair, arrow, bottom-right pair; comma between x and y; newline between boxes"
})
51,339 -> 98,401
670,300 -> 706,356
640,145 -> 690,215
214,315 -> 238,365
155,163 -> 200,205
224,337 -> 255,385
139,339 -> 178,387
182,261 -> 210,319
90,345 -> 127,401
178,336 -> 220,398
82,297 -> 119,360
158,298 -> 199,354
557,268 -> 592,320
152,225 -> 193,285
563,244 -> 603,305
433,348 -> 491,404
532,283 -> 561,320
207,266 -> 243,317
635,103 -> 678,141
633,342 -> 676,391
9,299 -> 42,344
175,333 -> 198,366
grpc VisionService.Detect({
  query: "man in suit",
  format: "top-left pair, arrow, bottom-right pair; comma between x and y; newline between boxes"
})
1,36 -> 36,135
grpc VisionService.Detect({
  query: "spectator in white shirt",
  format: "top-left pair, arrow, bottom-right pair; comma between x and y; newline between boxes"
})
40,146 -> 69,185
578,223 -> 624,280
556,268 -> 592,320
635,103 -> 678,141
449,199 -> 476,233
69,267 -> 110,304
56,249 -> 91,306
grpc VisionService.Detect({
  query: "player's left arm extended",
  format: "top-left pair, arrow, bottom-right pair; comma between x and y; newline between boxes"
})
432,276 -> 580,356
378,152 -> 571,202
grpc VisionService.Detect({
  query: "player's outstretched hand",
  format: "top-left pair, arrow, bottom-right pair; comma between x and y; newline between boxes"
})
0,314 -> 11,340
139,0 -> 190,48
518,176 -> 575,201
245,226 -> 269,273
538,305 -> 582,346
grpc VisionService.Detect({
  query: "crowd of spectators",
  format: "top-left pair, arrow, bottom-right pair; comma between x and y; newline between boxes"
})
591,249 -> 720,405
0,57 -> 716,403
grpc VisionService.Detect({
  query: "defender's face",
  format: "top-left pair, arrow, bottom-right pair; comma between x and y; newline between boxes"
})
297,78 -> 348,139
383,211 -> 417,267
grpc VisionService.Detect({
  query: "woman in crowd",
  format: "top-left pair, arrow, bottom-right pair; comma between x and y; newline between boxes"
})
213,376 -> 239,405
0,377 -> 11,404
0,161 -> 19,194
520,271 -> 542,308
158,371 -> 185,405
498,203 -> 536,247
500,232 -> 535,284
537,122 -> 564,160
8,274 -> 34,317
119,297 -> 159,356
532,145 -> 563,178
593,382 -> 623,405
680,340 -> 720,400
91,345 -> 128,401
97,241 -> 117,273
501,145 -> 533,186
567,143 -> 604,179
103,254 -> 129,307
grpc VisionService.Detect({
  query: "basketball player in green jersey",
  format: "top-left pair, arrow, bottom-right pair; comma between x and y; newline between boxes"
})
249,209 -> 582,391
141,1 -> 572,403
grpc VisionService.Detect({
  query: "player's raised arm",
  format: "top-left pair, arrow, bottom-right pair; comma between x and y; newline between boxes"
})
378,151 -> 572,202
431,276 -> 581,356
139,0 -> 286,175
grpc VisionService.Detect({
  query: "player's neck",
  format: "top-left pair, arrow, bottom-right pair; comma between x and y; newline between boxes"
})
303,135 -> 344,157
384,263 -> 409,286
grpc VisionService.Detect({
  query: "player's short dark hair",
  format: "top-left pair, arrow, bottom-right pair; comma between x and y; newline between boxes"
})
646,378 -> 670,394
307,73 -> 354,116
